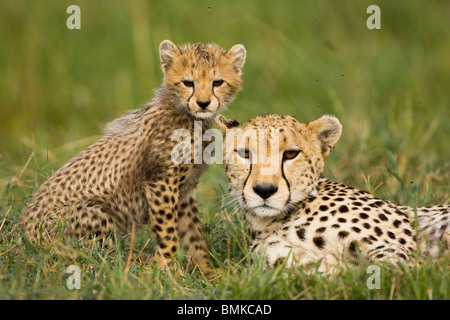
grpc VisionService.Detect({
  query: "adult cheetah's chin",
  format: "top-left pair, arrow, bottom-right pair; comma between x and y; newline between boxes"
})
251,205 -> 283,217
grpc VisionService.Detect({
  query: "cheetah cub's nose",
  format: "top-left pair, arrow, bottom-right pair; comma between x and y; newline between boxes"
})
197,100 -> 211,109
253,184 -> 278,200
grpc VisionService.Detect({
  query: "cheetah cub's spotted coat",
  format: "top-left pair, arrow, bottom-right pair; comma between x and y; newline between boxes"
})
217,115 -> 449,272
23,40 -> 246,272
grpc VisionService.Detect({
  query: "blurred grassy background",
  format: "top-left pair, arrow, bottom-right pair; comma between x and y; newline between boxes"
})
0,0 -> 449,299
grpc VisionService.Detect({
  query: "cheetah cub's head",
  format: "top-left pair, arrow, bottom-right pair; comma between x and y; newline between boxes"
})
217,114 -> 342,217
159,40 -> 246,119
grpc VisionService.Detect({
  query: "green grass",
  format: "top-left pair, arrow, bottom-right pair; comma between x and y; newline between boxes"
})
0,0 -> 449,299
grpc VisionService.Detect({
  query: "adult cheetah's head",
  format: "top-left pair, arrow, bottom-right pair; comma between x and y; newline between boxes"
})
159,40 -> 246,119
216,114 -> 342,217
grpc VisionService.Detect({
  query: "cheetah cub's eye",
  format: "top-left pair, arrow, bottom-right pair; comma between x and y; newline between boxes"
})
236,149 -> 251,159
283,150 -> 301,160
213,80 -> 224,87
182,80 -> 194,88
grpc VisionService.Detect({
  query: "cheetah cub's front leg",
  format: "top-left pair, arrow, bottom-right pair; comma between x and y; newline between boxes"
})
145,183 -> 211,272
177,189 -> 211,271
144,181 -> 179,268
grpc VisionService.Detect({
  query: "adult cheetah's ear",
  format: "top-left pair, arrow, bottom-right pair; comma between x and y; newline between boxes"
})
307,115 -> 342,157
226,44 -> 246,75
159,40 -> 181,72
215,115 -> 240,135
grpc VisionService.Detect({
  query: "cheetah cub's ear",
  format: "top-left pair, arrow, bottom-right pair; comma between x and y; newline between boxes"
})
159,40 -> 181,72
306,115 -> 342,157
215,115 -> 240,135
226,44 -> 247,75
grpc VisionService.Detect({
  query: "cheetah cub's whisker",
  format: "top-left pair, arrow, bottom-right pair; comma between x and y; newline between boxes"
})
23,40 -> 246,273
216,114 -> 449,273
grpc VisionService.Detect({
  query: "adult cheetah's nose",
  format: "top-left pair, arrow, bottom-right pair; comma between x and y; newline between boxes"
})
197,100 -> 211,109
253,184 -> 278,200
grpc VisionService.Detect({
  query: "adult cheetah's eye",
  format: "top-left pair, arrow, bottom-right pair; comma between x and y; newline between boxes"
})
182,80 -> 194,88
213,80 -> 224,87
236,149 -> 251,159
283,150 -> 301,160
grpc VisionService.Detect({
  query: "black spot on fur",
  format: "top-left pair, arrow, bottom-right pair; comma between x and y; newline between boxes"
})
393,220 -> 402,228
159,242 -> 167,249
313,236 -> 325,249
167,227 -> 175,233
374,227 -> 383,236
397,253 -> 407,260
316,227 -> 326,233
404,229 -> 413,237
296,228 -> 306,241
351,227 -> 361,233
220,116 -> 240,128
338,231 -> 349,239
348,241 -> 360,256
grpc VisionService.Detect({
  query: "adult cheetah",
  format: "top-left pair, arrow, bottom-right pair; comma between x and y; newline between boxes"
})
23,40 -> 246,272
216,114 -> 449,272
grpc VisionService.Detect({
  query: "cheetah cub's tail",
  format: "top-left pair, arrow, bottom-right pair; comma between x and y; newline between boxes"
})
399,205 -> 449,258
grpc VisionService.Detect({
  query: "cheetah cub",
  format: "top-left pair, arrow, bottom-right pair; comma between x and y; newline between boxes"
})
216,114 -> 449,272
23,40 -> 246,272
